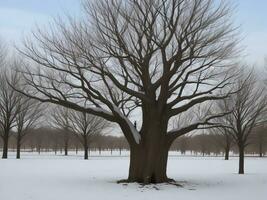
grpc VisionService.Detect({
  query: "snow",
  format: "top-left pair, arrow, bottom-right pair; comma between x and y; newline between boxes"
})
112,106 -> 141,144
0,152 -> 267,200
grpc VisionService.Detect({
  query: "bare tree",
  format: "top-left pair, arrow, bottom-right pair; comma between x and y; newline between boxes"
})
251,125 -> 267,157
52,129 -> 61,155
0,70 -> 21,158
16,0 -> 238,183
69,110 -> 108,159
195,133 -> 212,156
216,71 -> 267,174
174,136 -> 191,155
14,96 -> 44,159
50,106 -> 71,156
210,127 -> 233,160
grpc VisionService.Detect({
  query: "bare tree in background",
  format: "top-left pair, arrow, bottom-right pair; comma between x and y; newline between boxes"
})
51,106 -> 71,156
251,125 -> 267,157
210,127 -> 233,160
14,96 -> 44,159
15,0 -> 239,183
69,110 -> 108,159
174,136 -> 191,155
196,133 -> 211,156
216,71 -> 267,174
0,70 -> 21,158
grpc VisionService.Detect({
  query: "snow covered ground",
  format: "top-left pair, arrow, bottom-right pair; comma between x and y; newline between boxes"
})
0,152 -> 266,200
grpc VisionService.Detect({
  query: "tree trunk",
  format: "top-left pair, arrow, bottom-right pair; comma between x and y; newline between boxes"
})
64,130 -> 69,156
84,146 -> 88,160
259,143 -> 263,157
2,131 -> 9,159
38,145 -> 41,154
127,117 -> 171,184
16,136 -> 21,159
127,142 -> 170,184
84,137 -> 89,160
123,106 -> 176,184
238,145 -> 245,174
64,143 -> 68,156
54,144 -> 57,155
76,146 -> 78,155
224,145 -> 230,160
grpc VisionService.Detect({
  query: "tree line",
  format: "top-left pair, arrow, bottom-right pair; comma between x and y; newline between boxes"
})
1,126 -> 266,158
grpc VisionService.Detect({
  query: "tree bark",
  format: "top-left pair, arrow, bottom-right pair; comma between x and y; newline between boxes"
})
238,145 -> 245,174
259,143 -> 263,157
2,131 -> 9,159
224,148 -> 229,160
224,145 -> 230,160
16,136 -> 21,159
37,145 -> 41,154
64,145 -> 68,156
84,137 -> 89,160
123,105 -> 176,184
128,142 -> 170,184
126,113 -> 172,184
84,146 -> 88,160
64,130 -> 69,156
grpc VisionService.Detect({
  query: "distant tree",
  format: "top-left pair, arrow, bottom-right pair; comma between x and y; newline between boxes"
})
69,110 -> 108,159
0,70 -> 21,158
195,134 -> 212,156
14,95 -> 44,159
210,128 -> 233,160
251,125 -> 267,157
51,107 -> 71,156
34,128 -> 45,154
216,71 -> 267,174
174,136 -> 191,155
52,130 -> 61,155
116,137 -> 129,155
94,135 -> 105,155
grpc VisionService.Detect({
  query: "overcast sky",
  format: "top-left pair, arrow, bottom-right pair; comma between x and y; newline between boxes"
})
0,0 -> 267,65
